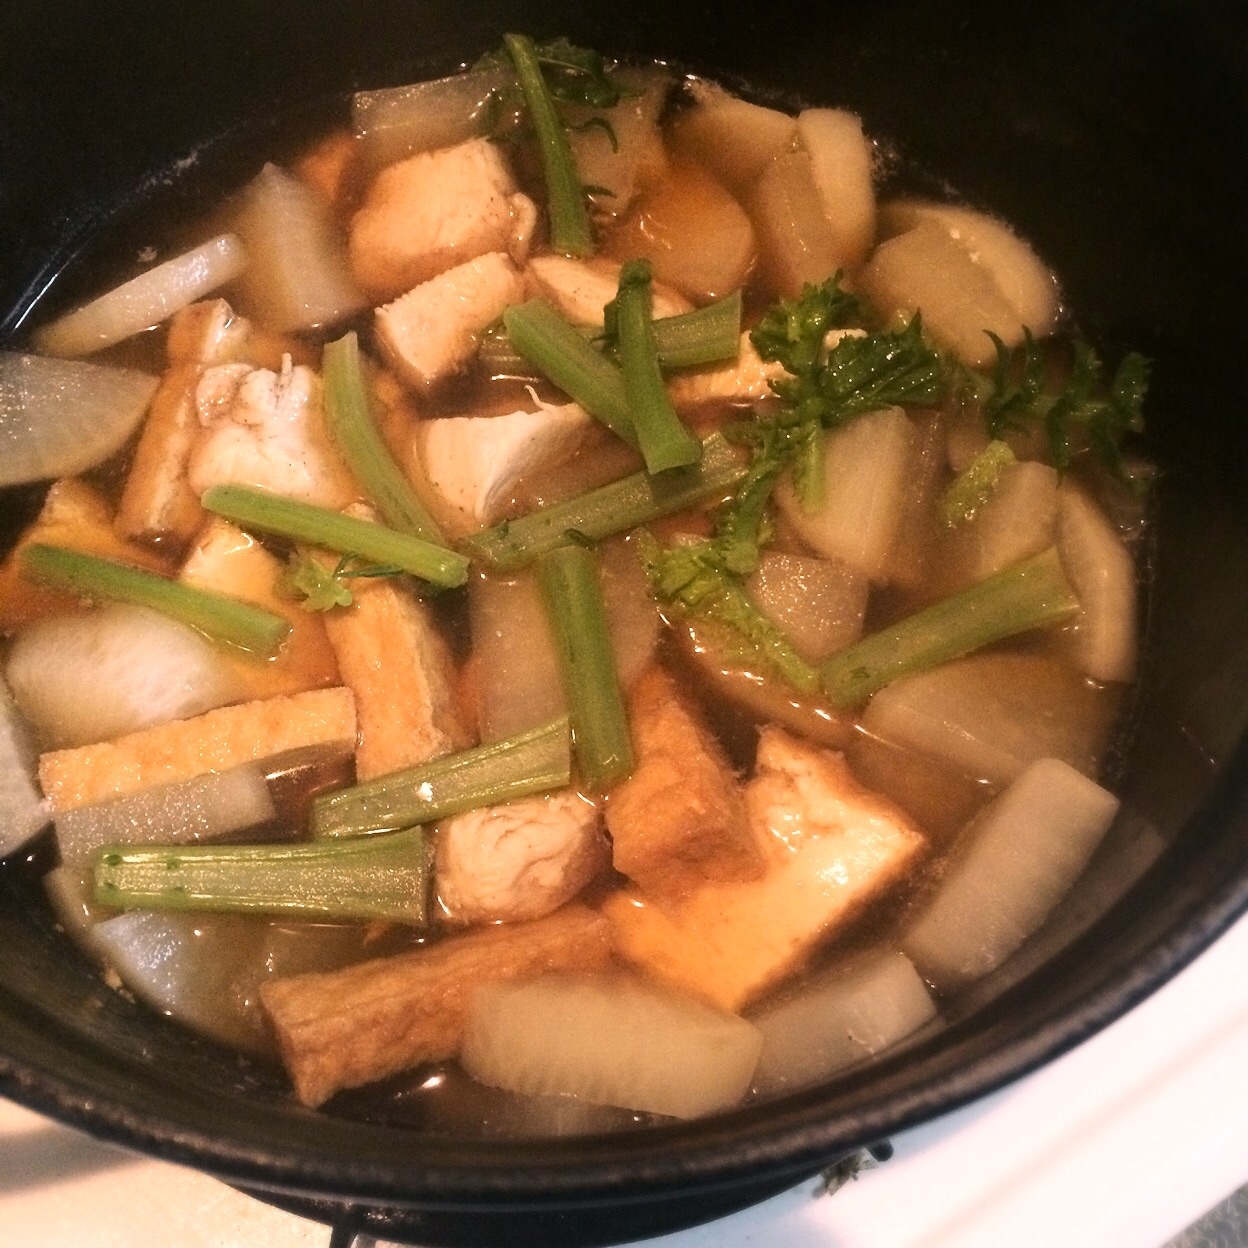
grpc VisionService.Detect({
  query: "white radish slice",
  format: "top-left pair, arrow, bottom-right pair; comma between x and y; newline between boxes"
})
775,406 -> 917,581
5,604 -> 244,749
861,220 -> 1024,367
0,352 -> 157,486
33,235 -> 248,358
750,950 -> 936,1094
746,550 -> 868,662
353,66 -> 512,169
54,764 -> 275,870
461,972 -> 764,1119
231,163 -> 367,333
880,199 -> 1060,336
1057,480 -> 1138,683
796,108 -> 876,270
861,651 -> 1113,787
0,675 -> 48,858
902,757 -> 1120,989
749,149 -> 844,298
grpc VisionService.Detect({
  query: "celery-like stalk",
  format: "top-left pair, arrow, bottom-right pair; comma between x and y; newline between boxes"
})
820,548 -> 1080,708
504,33 -> 593,257
614,260 -> 702,473
21,544 -> 289,657
92,827 -> 430,925
201,484 -> 468,588
322,332 -> 446,544
310,716 -> 571,838
503,299 -> 636,445
538,546 -> 633,789
462,431 -> 747,570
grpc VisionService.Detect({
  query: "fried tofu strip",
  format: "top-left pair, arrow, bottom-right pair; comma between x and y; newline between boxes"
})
261,903 -> 612,1106
39,686 -> 356,812
605,666 -> 761,898
603,726 -> 927,1012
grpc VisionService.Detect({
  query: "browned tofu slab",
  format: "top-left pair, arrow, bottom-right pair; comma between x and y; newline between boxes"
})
605,665 -> 760,899
261,903 -> 612,1107
39,686 -> 357,811
603,726 -> 927,1012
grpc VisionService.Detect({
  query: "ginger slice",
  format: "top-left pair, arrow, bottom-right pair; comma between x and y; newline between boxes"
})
261,903 -> 612,1107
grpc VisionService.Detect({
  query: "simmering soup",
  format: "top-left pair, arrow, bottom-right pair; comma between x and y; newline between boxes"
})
0,36 -> 1150,1134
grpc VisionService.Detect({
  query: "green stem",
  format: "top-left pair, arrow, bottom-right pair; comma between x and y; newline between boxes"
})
310,716 -> 571,838
92,827 -> 430,925
461,430 -> 747,571
503,299 -> 636,444
820,547 -> 1080,708
504,33 -> 593,257
322,332 -> 447,544
537,546 -> 633,789
21,544 -> 289,657
201,485 -> 468,588
614,260 -> 702,473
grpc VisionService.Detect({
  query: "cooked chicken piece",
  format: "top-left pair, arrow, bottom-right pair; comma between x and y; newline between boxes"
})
666,331 -> 787,409
525,254 -> 692,326
188,355 -> 358,509
317,506 -> 471,781
179,517 -> 340,702
349,138 -> 537,300
603,726 -> 927,1011
116,299 -> 254,546
376,252 -> 525,389
417,400 -> 593,530
437,789 -> 607,924
261,903 -> 612,1106
0,479 -> 173,633
39,686 -> 357,812
605,666 -> 760,899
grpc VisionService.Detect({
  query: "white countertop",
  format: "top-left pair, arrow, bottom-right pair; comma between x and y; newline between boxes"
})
4,911 -> 1247,1248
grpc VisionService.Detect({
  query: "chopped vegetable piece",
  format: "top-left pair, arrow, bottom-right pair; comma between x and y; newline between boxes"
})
93,826 -> 431,925
0,352 -> 158,487
538,545 -> 634,789
612,260 -> 702,473
502,299 -> 635,444
310,715 -> 570,838
0,675 -> 47,857
820,547 -> 1080,708
21,545 -> 290,657
201,485 -> 468,588
321,332 -> 447,543
33,234 -> 248,357
941,438 -> 1017,525
462,431 -> 747,570
503,34 -> 595,257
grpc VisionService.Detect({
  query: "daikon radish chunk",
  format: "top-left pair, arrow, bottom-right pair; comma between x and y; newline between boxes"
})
796,109 -> 876,271
885,409 -> 947,591
352,65 -> 511,168
32,235 -> 248,357
861,652 -> 1113,787
668,80 -> 797,196
774,407 -> 917,581
566,66 -> 673,218
5,604 -> 243,749
1057,481 -> 1138,683
751,951 -> 936,1094
54,764 -> 274,870
0,675 -> 47,857
461,973 -> 764,1119
902,757 -> 1120,989
606,165 -> 755,303
231,163 -> 367,333
880,200 -> 1060,336
938,460 -> 1059,592
0,353 -> 157,487
861,221 -> 1024,367
746,550 -> 868,662
749,149 -> 843,298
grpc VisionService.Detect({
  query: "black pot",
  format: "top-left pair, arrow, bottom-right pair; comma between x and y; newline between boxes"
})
2,2 -> 1247,1245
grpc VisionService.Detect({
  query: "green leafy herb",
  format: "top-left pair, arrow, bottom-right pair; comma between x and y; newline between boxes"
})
941,439 -> 1017,526
284,552 -> 404,612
